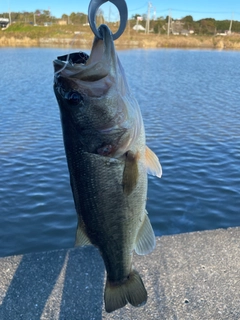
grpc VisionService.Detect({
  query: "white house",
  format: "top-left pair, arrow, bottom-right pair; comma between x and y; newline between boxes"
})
133,24 -> 146,31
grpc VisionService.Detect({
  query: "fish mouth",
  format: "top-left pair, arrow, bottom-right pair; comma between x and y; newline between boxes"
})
53,24 -> 117,82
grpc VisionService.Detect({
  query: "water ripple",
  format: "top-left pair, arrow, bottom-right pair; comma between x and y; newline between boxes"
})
0,48 -> 240,257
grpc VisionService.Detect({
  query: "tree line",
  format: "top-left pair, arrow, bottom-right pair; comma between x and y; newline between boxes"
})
1,10 -> 240,34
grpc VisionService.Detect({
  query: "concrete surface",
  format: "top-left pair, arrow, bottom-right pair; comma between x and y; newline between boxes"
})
0,227 -> 240,320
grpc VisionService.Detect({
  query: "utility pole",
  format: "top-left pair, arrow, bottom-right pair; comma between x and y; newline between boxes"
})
108,5 -> 111,23
145,2 -> 152,34
153,7 -> 156,21
229,12 -> 234,34
167,9 -> 171,36
8,9 -> 12,25
8,0 -> 12,25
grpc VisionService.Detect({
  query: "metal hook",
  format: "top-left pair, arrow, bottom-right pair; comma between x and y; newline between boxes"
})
88,0 -> 128,40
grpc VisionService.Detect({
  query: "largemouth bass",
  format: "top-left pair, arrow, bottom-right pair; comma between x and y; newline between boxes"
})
53,24 -> 162,313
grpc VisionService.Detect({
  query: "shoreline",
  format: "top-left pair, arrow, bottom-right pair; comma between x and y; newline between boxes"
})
1,34 -> 240,50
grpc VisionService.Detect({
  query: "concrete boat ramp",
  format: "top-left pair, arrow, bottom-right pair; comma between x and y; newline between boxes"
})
0,227 -> 240,319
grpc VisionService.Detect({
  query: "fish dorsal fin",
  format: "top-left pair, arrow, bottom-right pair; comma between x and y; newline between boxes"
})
75,222 -> 92,247
134,211 -> 156,255
145,146 -> 162,178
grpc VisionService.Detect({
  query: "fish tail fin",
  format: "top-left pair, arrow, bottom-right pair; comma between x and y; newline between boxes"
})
104,270 -> 147,313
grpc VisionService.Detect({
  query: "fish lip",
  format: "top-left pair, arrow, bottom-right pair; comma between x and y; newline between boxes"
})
97,24 -> 115,59
93,24 -> 117,71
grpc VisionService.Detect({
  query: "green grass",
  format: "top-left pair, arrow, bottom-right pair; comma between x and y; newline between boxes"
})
1,23 -> 93,39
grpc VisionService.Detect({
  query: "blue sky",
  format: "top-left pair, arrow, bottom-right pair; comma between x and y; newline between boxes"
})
1,0 -> 240,21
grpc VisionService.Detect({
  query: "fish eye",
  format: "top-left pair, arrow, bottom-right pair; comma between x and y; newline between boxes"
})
66,91 -> 83,106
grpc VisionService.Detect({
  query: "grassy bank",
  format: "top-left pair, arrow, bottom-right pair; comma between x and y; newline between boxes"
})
1,23 -> 240,49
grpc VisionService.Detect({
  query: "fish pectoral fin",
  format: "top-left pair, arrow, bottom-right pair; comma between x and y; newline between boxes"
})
145,146 -> 162,178
104,270 -> 147,313
122,151 -> 139,196
75,222 -> 92,247
134,211 -> 156,255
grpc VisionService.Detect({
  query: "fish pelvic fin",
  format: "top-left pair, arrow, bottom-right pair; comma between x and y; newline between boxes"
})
104,270 -> 147,313
122,150 -> 140,196
145,146 -> 162,178
135,211 -> 156,255
75,221 -> 92,247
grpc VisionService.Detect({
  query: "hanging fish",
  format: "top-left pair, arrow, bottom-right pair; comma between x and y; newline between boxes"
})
53,24 -> 162,313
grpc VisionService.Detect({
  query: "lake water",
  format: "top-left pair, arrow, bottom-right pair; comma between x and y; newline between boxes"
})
0,47 -> 240,257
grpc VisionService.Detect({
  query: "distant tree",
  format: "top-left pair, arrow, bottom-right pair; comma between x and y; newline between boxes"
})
132,14 -> 142,20
215,20 -> 230,33
61,14 -> 68,21
232,20 -> 240,32
181,15 -> 195,31
22,11 -> 30,23
215,19 -> 240,33
199,18 -> 216,34
182,15 -> 193,23
153,16 -> 166,34
3,9 -> 240,34
69,12 -> 79,24
76,12 -> 87,24
42,10 -> 50,17
165,15 -> 170,23
193,21 -> 201,34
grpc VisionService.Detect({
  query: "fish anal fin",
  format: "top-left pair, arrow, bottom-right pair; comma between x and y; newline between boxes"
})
135,211 -> 156,255
145,146 -> 162,178
75,221 -> 92,247
104,270 -> 147,313
122,151 -> 139,196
